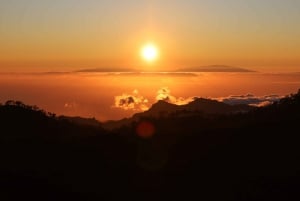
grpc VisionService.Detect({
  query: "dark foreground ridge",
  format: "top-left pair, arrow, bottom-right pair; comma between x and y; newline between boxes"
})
1,90 -> 300,201
104,97 -> 253,130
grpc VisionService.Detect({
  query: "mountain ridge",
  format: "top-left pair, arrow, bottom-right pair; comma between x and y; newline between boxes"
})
176,65 -> 255,72
103,98 -> 254,130
74,65 -> 254,73
134,97 -> 253,119
1,90 -> 300,200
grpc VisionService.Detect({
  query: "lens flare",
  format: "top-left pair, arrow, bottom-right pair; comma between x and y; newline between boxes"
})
136,121 -> 155,139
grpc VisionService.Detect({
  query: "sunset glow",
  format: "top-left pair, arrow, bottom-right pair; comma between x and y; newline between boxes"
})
0,1 -> 299,72
0,1 -> 299,199
0,0 -> 299,120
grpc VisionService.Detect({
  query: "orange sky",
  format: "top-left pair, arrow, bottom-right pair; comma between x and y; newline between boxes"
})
1,72 -> 300,120
0,1 -> 300,72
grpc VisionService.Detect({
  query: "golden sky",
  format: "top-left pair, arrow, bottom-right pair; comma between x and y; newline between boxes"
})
1,72 -> 300,120
0,0 -> 300,72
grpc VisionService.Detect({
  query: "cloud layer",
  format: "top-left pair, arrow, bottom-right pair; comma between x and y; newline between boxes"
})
215,94 -> 283,107
115,87 -> 284,111
156,87 -> 283,107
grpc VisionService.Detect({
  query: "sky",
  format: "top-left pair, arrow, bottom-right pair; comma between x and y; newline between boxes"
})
1,0 -> 300,72
1,72 -> 300,120
1,1 -> 300,120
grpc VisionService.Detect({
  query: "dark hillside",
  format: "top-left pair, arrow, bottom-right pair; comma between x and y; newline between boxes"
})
1,90 -> 300,200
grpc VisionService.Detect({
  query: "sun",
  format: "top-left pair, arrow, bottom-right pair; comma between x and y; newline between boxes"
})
141,43 -> 158,62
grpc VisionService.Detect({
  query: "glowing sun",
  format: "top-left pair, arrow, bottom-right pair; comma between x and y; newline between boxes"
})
141,43 -> 158,62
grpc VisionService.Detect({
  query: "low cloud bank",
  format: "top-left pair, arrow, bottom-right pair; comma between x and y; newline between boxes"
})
114,88 -> 284,111
215,94 -> 283,107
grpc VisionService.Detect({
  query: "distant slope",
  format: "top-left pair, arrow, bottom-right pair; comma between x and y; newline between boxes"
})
76,67 -> 137,73
1,91 -> 300,200
135,98 -> 253,118
103,98 -> 253,130
58,116 -> 102,128
0,101 -> 106,139
177,65 -> 254,72
75,65 -> 254,74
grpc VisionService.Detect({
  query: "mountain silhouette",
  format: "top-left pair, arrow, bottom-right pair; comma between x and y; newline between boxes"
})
138,98 -> 253,116
177,65 -> 254,72
76,67 -> 137,73
1,90 -> 300,200
74,65 -> 254,74
102,98 -> 254,130
104,98 -> 253,130
59,116 -> 102,127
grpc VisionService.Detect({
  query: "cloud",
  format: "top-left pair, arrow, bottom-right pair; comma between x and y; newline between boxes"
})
156,87 -> 176,103
115,87 -> 284,113
114,90 -> 149,111
156,87 -> 195,105
156,87 -> 283,107
215,94 -> 283,107
250,101 -> 273,107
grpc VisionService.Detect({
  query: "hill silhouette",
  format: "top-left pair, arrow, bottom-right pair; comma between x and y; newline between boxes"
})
134,97 -> 253,120
58,115 -> 102,127
1,90 -> 300,200
104,98 -> 253,130
177,65 -> 254,72
75,65 -> 254,73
